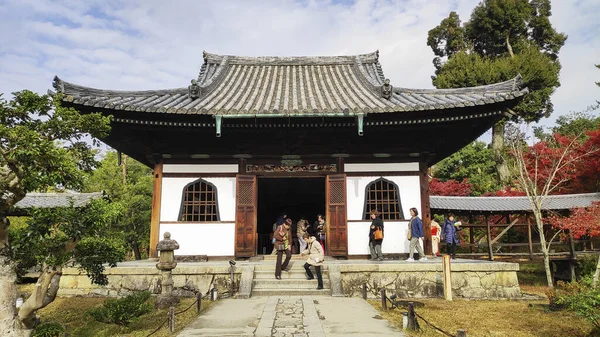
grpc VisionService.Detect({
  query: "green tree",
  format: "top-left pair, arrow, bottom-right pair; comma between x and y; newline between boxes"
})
534,112 -> 600,142
83,151 -> 153,260
0,91 -> 111,336
431,141 -> 500,195
9,199 -> 125,329
428,0 -> 567,185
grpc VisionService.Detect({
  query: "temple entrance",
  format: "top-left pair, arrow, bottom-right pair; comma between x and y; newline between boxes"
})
256,177 -> 326,255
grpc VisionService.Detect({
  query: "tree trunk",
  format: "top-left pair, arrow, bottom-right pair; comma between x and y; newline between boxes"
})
18,267 -> 61,329
132,239 -> 142,260
594,253 -> 600,287
506,34 -> 515,58
0,255 -> 29,336
492,121 -> 511,185
533,210 -> 554,288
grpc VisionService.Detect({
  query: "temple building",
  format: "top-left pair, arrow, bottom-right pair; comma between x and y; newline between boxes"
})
51,51 -> 527,259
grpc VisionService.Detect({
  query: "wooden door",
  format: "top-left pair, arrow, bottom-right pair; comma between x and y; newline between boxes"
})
235,174 -> 257,257
326,174 -> 348,257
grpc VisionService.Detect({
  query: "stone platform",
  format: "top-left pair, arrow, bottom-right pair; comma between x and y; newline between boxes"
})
57,257 -> 521,299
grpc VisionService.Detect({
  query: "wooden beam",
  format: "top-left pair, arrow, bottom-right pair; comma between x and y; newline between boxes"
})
485,215 -> 493,261
149,161 -> 163,258
469,215 -> 474,254
490,218 -> 520,245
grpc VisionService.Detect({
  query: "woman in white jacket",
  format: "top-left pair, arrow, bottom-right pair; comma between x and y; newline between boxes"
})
301,233 -> 324,290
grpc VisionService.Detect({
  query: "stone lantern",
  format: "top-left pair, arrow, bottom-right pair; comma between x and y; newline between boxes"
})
155,232 -> 180,308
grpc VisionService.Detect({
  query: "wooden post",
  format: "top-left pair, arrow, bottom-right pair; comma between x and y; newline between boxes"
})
419,161 -> 432,255
457,329 -> 467,337
168,307 -> 175,333
485,215 -> 494,261
568,233 -> 576,282
443,254 -> 452,301
469,215 -> 474,254
196,292 -> 202,313
407,303 -> 419,331
527,216 -> 534,260
380,289 -> 387,310
336,157 -> 345,174
362,283 -> 367,300
149,161 -> 163,258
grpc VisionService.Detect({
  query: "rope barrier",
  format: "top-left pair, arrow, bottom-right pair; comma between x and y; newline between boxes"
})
146,292 -> 213,337
414,312 -> 456,337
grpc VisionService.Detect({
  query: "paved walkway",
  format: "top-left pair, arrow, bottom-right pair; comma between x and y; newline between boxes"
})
177,296 -> 404,337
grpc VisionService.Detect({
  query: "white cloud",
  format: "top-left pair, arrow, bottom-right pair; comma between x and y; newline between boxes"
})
0,0 -> 598,134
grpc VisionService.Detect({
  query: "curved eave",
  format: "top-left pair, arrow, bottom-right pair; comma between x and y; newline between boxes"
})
52,71 -> 527,116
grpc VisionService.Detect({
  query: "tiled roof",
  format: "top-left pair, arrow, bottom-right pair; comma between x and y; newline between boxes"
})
430,193 -> 600,213
13,192 -> 104,210
52,51 -> 527,117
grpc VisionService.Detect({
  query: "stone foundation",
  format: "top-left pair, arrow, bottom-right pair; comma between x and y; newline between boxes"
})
57,260 -> 521,299
340,261 -> 521,299
58,263 -> 241,297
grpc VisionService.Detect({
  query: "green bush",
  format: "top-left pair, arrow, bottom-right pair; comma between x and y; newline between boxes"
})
554,277 -> 600,331
32,321 -> 65,337
576,255 -> 598,279
86,291 -> 152,326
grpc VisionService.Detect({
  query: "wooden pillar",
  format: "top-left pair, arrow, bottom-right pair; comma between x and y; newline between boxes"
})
568,233 -> 576,282
149,161 -> 163,258
442,254 -> 452,301
485,215 -> 494,261
419,161 -> 432,255
238,158 -> 247,174
527,215 -> 534,260
336,157 -> 345,174
469,215 -> 474,254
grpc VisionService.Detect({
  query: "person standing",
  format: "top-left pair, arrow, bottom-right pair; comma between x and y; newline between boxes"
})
407,207 -> 427,261
431,219 -> 442,257
368,209 -> 384,261
301,233 -> 324,289
274,220 -> 292,279
441,213 -> 460,259
313,214 -> 326,253
297,218 -> 309,253
271,213 -> 287,255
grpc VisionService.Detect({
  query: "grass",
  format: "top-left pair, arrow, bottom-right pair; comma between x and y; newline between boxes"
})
369,299 -> 595,337
17,285 -> 215,337
368,260 -> 599,337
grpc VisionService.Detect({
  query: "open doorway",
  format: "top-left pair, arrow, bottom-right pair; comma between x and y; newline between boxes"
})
256,177 -> 326,254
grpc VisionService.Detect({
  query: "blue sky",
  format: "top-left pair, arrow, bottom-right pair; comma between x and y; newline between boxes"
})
1,0 -> 598,138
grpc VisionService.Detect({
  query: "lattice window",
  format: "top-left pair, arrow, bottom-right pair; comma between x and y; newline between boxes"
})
363,178 -> 404,220
178,179 -> 220,222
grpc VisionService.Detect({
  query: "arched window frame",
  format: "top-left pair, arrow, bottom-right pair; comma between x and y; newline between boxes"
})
178,178 -> 221,222
362,177 -> 404,220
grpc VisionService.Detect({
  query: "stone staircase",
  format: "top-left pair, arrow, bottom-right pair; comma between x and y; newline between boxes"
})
251,255 -> 331,296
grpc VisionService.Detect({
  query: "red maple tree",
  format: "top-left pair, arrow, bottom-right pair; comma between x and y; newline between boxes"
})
429,178 -> 473,196
546,202 -> 600,286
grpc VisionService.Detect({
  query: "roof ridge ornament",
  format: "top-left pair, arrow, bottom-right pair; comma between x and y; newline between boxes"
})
513,73 -> 524,91
188,79 -> 200,100
52,76 -> 64,93
380,79 -> 392,99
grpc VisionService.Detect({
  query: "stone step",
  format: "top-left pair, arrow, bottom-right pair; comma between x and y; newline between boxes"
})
251,288 -> 331,296
253,263 -> 328,271
252,279 -> 330,289
254,271 -> 329,280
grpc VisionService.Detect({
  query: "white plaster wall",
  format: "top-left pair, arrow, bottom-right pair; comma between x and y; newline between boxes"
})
163,164 -> 238,173
345,163 -> 419,172
160,223 -> 235,256
346,176 -> 421,221
348,221 -> 413,254
160,177 -> 236,222
346,174 -> 422,255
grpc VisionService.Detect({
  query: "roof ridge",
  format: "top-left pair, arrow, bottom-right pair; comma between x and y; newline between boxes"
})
202,51 -> 380,65
392,75 -> 526,95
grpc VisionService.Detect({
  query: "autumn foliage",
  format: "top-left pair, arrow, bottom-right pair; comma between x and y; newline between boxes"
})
547,202 -> 600,240
429,178 -> 473,196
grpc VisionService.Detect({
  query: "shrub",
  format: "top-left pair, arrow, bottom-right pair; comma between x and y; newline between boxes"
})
576,254 -> 598,279
554,277 -> 600,331
87,291 -> 152,326
32,321 -> 65,337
